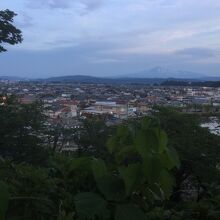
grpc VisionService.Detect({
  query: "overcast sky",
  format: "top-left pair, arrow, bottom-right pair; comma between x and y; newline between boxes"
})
0,0 -> 220,78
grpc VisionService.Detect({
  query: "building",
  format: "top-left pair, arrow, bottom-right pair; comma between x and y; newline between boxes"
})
82,101 -> 128,119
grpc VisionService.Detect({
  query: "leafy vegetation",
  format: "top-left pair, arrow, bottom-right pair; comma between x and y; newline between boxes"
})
0,95 -> 49,165
0,99 -> 220,219
155,108 -> 220,189
0,9 -> 23,52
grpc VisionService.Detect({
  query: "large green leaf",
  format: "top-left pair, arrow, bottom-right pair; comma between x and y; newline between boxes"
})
92,159 -> 107,182
0,181 -> 9,220
156,129 -> 168,153
160,147 -> 180,170
115,145 -> 137,164
69,157 -> 92,172
141,118 -> 151,130
74,192 -> 109,220
143,155 -> 163,184
158,169 -> 176,199
142,154 -> 175,199
135,129 -> 159,159
134,130 -> 149,157
119,163 -> 143,196
117,125 -> 130,138
160,151 -> 174,170
96,174 -> 126,201
148,128 -> 162,153
166,147 -> 181,169
115,204 -> 146,220
107,136 -> 118,153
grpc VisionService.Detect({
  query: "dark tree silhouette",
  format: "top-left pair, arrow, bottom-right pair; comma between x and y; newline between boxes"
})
0,9 -> 23,52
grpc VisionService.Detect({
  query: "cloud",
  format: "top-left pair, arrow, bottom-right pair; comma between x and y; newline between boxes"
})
158,0 -> 177,7
2,0 -> 220,76
88,57 -> 124,64
175,48 -> 216,58
26,0 -> 103,11
173,47 -> 220,65
81,0 -> 103,11
26,0 -> 71,9
16,12 -> 33,28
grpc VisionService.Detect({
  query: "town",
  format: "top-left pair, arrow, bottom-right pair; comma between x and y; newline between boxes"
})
1,80 -> 220,123
1,80 -> 220,152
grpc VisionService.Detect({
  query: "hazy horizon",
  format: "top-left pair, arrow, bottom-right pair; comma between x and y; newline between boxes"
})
1,0 -> 220,78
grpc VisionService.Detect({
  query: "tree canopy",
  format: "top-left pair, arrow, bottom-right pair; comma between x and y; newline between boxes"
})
0,9 -> 23,52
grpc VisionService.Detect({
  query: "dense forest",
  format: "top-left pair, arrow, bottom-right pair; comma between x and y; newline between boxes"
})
0,95 -> 220,220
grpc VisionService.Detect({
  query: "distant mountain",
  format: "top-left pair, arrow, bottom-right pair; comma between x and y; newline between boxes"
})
43,74 -> 208,85
2,67 -> 219,84
46,75 -> 100,82
43,75 -> 166,85
0,76 -> 28,81
125,66 -> 206,79
200,76 -> 220,81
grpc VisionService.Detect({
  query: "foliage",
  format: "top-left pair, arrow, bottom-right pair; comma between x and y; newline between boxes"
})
0,95 -> 49,165
74,192 -> 110,220
106,118 -> 180,200
0,111 -> 180,219
0,9 -> 23,52
0,181 -> 9,220
154,107 -> 220,202
74,118 -> 113,158
0,101 -> 220,219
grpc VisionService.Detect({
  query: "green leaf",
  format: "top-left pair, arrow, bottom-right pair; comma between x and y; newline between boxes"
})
92,159 -> 107,182
144,185 -> 163,202
157,129 -> 168,153
57,211 -> 75,220
69,157 -> 92,172
74,192 -> 109,220
160,147 -> 180,170
96,174 -> 126,201
141,117 -> 151,130
0,181 -> 9,220
134,130 -> 149,157
149,128 -> 162,152
143,155 -> 162,183
160,152 -> 175,170
119,163 -> 143,196
158,169 -> 176,199
117,125 -> 130,138
166,147 -> 181,169
115,145 -> 137,164
135,129 -> 159,159
142,154 -> 175,199
115,204 -> 146,220
107,136 -> 118,153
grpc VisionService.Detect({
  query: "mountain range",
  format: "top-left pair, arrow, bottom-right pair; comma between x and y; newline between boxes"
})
1,67 -> 219,83
124,66 -> 207,79
0,76 -> 28,81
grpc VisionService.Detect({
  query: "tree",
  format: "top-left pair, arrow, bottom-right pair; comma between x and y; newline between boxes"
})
0,9 -> 23,52
74,117 -> 111,158
0,117 -> 180,220
1,106 -> 220,219
0,95 -> 49,165
154,107 -> 220,201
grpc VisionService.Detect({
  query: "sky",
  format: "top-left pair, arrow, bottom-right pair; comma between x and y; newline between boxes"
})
0,0 -> 220,78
